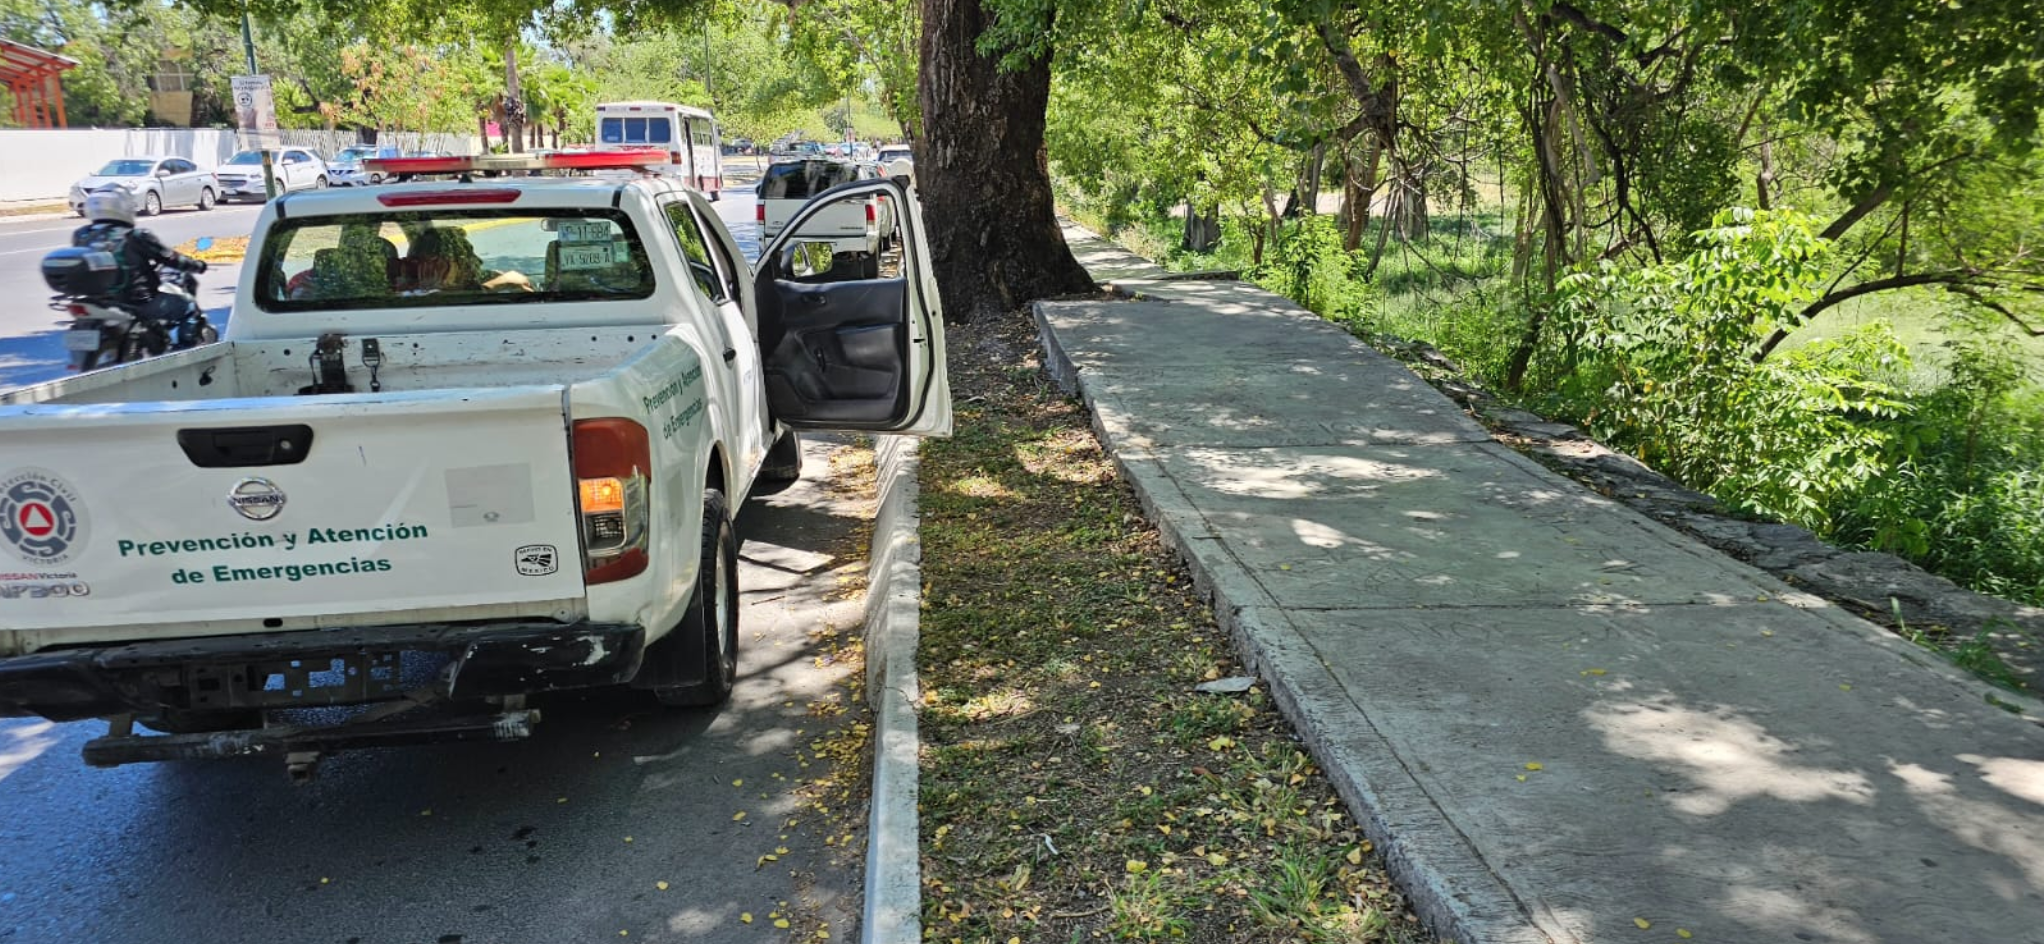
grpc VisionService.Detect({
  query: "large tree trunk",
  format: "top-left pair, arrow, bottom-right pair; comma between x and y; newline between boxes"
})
1182,200 -> 1221,253
502,42 -> 526,155
917,0 -> 1095,322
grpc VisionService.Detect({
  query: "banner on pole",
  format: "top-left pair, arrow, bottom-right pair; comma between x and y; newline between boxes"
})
231,75 -> 278,146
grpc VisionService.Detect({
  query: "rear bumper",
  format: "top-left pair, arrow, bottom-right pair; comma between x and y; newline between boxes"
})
0,620 -> 645,722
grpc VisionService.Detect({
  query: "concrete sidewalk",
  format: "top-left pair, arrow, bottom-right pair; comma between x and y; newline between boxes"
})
1033,224 -> 2044,944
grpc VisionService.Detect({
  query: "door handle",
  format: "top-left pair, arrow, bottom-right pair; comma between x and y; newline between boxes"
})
723,348 -> 738,363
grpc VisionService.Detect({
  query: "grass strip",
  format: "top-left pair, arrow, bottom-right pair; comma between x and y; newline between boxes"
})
916,313 -> 1433,943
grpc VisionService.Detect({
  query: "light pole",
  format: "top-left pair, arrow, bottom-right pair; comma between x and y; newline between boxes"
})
239,6 -> 278,200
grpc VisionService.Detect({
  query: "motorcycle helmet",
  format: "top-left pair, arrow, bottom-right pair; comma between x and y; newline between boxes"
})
83,189 -> 136,226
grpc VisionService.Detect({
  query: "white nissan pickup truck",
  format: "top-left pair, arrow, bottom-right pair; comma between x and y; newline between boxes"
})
0,154 -> 949,775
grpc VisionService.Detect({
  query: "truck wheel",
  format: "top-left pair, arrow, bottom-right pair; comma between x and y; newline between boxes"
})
758,429 -> 803,483
650,490 -> 739,707
140,708 -> 260,734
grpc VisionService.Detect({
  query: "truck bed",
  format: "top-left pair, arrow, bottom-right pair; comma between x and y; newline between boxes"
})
1,326 -> 660,408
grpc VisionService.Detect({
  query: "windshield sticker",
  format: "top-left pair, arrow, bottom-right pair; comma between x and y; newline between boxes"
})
557,243 -> 615,270
556,220 -> 611,243
0,469 -> 88,566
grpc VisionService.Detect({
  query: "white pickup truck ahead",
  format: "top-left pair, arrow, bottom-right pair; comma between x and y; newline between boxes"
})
0,159 -> 949,775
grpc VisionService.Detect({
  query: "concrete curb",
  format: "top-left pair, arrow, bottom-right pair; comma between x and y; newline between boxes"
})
860,434 -> 923,944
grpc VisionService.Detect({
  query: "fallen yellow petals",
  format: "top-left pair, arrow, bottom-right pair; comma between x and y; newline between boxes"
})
656,881 -> 669,891
1634,917 -> 1651,930
774,918 -> 791,929
1126,860 -> 1149,874
1677,931 -> 1692,939
733,811 -> 748,821
1524,762 -> 1544,771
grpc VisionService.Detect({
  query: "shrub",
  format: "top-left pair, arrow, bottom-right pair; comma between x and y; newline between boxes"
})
1545,209 -> 1914,528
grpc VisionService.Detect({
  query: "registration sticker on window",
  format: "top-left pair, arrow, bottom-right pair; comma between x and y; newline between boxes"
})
556,220 -> 611,243
558,243 -> 615,270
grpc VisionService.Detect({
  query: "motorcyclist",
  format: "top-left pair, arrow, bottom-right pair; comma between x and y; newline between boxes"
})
71,190 -> 209,339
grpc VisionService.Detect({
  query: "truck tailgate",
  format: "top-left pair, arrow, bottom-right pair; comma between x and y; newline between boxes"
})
0,388 -> 585,647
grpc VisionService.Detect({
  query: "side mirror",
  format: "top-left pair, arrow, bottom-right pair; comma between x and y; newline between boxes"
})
157,168 -> 173,177
785,241 -> 836,279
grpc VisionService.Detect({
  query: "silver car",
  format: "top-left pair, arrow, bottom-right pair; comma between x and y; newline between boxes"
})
69,156 -> 220,217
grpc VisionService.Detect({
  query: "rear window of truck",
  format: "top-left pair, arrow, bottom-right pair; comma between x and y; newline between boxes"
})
253,209 -> 657,312
757,160 -> 862,201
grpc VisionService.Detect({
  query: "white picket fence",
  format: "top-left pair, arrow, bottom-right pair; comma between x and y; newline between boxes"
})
0,128 -> 480,202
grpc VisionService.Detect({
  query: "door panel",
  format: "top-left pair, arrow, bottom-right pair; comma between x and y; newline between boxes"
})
759,279 -> 910,424
754,179 -> 951,436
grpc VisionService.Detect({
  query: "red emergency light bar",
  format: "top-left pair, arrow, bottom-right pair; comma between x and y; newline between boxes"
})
362,149 -> 670,179
376,188 -> 523,207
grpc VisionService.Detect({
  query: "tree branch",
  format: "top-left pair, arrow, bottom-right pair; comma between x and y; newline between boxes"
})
1945,285 -> 2044,337
1753,270 -> 1983,360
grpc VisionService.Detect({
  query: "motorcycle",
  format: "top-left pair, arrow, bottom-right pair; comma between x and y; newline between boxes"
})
41,247 -> 217,373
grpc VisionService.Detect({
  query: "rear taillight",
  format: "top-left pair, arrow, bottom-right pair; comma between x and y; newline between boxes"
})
756,202 -> 766,223
572,418 -> 651,584
865,201 -> 876,223
67,304 -> 88,318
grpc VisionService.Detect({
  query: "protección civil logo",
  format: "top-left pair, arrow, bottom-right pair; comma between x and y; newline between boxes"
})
0,469 -> 89,565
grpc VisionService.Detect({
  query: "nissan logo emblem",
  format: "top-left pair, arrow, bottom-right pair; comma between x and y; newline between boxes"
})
227,477 -> 287,521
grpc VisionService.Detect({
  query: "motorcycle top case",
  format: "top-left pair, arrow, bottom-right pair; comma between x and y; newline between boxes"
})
41,247 -> 123,297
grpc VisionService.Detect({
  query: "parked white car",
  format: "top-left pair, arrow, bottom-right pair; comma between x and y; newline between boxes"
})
756,158 -> 896,278
68,156 -> 219,217
215,148 -> 330,202
326,145 -> 403,187
0,155 -> 950,776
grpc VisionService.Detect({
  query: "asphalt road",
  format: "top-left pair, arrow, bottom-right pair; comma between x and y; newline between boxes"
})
0,179 -> 869,943
0,434 -> 874,944
0,204 -> 257,388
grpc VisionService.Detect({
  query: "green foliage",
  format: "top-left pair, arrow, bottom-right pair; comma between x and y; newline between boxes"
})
1545,209 -> 1915,527
1835,321 -> 2044,603
1250,215 -> 1376,324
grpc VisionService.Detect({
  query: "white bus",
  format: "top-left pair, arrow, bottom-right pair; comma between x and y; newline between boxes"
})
595,101 -> 725,195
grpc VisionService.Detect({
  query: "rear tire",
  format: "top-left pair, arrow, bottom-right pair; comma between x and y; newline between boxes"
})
759,429 -> 803,483
315,175 -> 329,189
648,490 -> 739,707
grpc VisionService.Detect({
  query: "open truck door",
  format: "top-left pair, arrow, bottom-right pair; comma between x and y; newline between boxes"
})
754,178 -> 952,437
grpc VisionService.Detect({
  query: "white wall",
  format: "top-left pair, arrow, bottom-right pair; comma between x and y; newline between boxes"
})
0,128 -> 481,202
